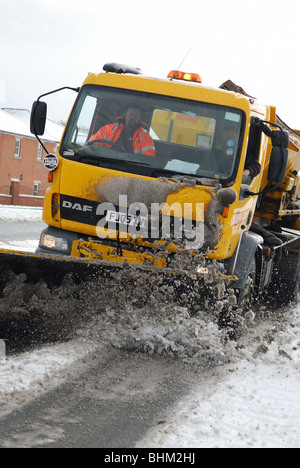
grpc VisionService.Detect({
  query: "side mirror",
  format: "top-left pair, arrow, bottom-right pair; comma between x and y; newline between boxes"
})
271,129 -> 289,148
268,129 -> 289,184
30,100 -> 47,136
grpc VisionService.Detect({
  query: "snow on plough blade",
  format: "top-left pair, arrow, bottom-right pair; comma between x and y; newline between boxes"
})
0,248 -> 236,346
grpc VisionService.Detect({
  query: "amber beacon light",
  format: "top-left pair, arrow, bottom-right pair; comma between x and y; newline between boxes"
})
167,70 -> 202,83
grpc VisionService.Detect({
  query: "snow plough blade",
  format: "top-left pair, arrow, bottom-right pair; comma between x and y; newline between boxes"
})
0,248 -> 237,347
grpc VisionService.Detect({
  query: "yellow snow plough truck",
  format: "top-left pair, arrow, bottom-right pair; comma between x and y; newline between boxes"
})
1,63 -> 300,342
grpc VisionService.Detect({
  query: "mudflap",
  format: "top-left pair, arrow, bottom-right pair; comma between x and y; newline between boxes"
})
266,236 -> 300,305
0,249 -> 235,348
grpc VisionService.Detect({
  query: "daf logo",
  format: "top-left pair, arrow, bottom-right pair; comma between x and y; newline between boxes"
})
62,200 -> 93,212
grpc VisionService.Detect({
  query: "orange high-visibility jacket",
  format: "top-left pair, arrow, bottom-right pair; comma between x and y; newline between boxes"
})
89,116 -> 156,156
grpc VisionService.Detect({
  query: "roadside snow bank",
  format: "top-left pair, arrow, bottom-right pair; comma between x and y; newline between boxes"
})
0,205 -> 42,222
138,307 -> 300,448
139,357 -> 300,448
0,205 -> 42,251
0,240 -> 39,252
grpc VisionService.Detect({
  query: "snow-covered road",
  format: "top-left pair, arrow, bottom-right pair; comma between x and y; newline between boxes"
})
0,205 -> 299,448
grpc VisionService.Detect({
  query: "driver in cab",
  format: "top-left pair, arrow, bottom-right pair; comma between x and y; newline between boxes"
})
88,103 -> 156,156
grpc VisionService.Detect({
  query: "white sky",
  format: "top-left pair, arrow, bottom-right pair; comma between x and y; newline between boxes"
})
0,0 -> 299,128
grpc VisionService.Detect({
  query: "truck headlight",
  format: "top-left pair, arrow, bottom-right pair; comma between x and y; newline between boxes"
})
40,234 -> 68,252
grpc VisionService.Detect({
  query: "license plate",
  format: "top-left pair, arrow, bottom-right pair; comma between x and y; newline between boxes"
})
105,210 -> 147,228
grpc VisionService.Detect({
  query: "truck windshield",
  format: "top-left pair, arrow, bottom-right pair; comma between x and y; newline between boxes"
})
61,85 -> 245,183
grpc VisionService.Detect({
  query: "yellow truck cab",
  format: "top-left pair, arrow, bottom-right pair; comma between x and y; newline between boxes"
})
30,63 -> 300,305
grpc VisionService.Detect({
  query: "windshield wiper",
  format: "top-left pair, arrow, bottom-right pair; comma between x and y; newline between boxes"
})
72,149 -> 151,167
150,168 -> 187,177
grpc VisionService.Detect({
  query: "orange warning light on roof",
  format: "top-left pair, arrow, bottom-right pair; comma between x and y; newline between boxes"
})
167,70 -> 202,83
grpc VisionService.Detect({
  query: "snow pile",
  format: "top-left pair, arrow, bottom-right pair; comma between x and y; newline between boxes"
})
77,303 -> 225,364
0,205 -> 42,223
0,242 -> 238,356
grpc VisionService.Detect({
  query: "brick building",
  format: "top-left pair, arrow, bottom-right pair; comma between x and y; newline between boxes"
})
0,108 -> 63,207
